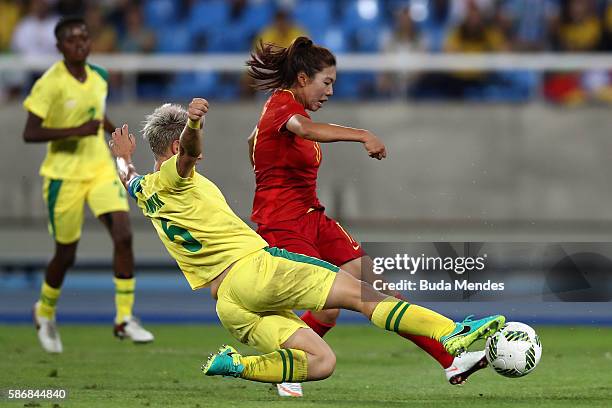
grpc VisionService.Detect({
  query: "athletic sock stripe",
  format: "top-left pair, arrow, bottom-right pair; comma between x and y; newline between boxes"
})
385,302 -> 404,331
277,350 -> 287,383
393,302 -> 411,332
285,349 -> 294,382
40,294 -> 58,307
115,290 -> 135,295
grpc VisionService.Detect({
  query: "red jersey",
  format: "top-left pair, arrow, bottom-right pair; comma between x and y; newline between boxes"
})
251,89 -> 324,224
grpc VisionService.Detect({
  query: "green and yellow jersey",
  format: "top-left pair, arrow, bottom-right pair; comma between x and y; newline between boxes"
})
23,61 -> 114,180
129,155 -> 268,289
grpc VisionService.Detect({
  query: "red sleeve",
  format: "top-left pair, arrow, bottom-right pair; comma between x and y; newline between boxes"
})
268,90 -> 310,134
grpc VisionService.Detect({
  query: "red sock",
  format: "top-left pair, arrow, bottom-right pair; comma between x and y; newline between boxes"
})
301,310 -> 335,337
399,333 -> 454,368
392,293 -> 454,368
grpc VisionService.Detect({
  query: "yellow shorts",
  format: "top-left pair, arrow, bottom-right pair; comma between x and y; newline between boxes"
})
43,168 -> 129,244
215,247 -> 338,353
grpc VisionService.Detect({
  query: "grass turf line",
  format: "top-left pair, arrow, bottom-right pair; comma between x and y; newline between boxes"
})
1,325 -> 611,407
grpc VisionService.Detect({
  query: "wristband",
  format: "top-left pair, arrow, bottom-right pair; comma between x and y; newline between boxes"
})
187,118 -> 201,129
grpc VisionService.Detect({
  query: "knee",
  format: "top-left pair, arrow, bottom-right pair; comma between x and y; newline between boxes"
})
310,348 -> 336,380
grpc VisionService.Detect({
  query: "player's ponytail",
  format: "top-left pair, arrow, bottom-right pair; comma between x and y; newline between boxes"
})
246,36 -> 336,91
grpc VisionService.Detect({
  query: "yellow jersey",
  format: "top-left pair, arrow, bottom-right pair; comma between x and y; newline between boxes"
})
129,155 -> 268,289
23,61 -> 115,180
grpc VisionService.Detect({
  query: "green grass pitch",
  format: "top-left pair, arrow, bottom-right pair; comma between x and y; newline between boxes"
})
1,325 -> 611,407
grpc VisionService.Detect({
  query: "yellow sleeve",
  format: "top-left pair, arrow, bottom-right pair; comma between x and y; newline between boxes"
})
23,75 -> 56,120
159,154 -> 195,189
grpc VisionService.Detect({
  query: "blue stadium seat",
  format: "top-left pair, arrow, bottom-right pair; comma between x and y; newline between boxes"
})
318,27 -> 348,53
239,0 -> 275,37
341,0 -> 386,51
156,27 -> 192,54
144,0 -> 179,27
167,72 -> 220,99
333,72 -> 378,99
293,0 -> 333,35
341,0 -> 384,33
188,0 -> 230,36
205,25 -> 252,53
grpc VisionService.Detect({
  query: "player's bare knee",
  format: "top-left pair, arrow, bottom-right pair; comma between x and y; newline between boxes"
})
308,348 -> 336,380
317,348 -> 336,379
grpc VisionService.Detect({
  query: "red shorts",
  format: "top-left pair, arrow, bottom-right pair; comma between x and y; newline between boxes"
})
257,209 -> 365,267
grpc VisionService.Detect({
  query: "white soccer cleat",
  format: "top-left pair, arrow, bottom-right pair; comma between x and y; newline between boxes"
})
276,382 -> 303,397
444,350 -> 488,385
33,304 -> 63,354
114,316 -> 154,343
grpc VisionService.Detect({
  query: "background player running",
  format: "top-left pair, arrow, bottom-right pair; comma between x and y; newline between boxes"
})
108,97 -> 504,386
22,16 -> 153,353
246,36 -> 486,384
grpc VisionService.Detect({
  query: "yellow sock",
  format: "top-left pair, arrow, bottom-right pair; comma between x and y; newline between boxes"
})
241,349 -> 308,383
114,277 -> 135,324
36,282 -> 61,319
371,297 -> 456,341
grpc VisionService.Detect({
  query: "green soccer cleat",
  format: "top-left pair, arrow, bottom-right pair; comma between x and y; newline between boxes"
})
441,315 -> 506,357
201,345 -> 244,378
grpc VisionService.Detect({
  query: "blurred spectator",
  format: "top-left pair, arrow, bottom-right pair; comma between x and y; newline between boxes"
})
378,6 -> 425,97
85,3 -> 118,53
445,3 -> 508,53
105,0 -> 131,37
120,3 -> 155,53
419,0 -> 453,52
545,0 -> 603,104
8,0 -> 59,99
0,0 -> 22,53
11,0 -> 59,56
552,0 -> 601,51
449,0 -> 497,25
242,9 -> 307,97
253,9 -> 307,48
424,2 -> 508,99
499,0 -> 560,51
603,0 -> 612,49
120,2 -> 160,98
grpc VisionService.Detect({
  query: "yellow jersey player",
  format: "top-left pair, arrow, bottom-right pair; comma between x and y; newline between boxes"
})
22,16 -> 153,353
108,97 -> 505,386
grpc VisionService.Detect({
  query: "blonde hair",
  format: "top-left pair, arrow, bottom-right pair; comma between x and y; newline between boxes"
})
141,103 -> 187,157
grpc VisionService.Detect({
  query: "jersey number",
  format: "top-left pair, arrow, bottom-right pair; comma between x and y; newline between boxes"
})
160,218 -> 202,253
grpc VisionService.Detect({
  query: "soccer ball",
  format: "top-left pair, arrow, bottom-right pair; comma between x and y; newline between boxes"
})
485,321 -> 542,378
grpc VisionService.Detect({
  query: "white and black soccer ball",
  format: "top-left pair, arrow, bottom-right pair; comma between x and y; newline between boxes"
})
485,321 -> 542,378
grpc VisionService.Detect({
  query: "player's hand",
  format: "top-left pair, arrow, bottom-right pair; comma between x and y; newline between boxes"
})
188,98 -> 209,126
363,131 -> 387,160
76,119 -> 101,137
109,124 -> 136,159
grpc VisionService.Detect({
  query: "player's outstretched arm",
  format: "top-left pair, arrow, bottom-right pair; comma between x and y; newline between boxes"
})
177,98 -> 208,178
286,114 -> 387,160
109,124 -> 139,190
22,112 -> 101,143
